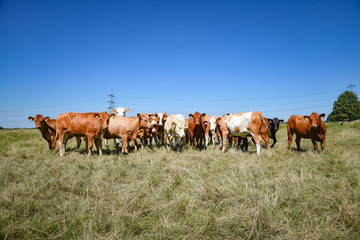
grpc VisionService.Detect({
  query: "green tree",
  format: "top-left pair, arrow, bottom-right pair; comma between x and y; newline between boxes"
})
328,91 -> 360,121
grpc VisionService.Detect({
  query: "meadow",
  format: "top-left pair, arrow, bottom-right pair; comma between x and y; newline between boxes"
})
0,122 -> 360,239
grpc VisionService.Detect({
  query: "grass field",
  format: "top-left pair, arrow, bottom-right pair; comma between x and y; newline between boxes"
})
1,122 -> 360,239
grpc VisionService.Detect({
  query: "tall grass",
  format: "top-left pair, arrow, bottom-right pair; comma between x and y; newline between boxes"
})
1,122 -> 359,239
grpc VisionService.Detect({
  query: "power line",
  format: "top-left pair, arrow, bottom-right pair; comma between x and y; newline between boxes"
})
107,90 -> 115,113
347,80 -> 357,95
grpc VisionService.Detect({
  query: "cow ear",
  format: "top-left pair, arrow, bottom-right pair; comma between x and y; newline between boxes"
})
201,113 -> 206,118
189,114 -> 193,119
303,115 -> 310,120
172,121 -> 176,126
44,117 -> 50,122
137,113 -> 141,118
28,117 -> 34,122
126,108 -> 130,113
280,119 -> 284,123
320,113 -> 326,119
111,109 -> 116,113
155,113 -> 158,117
110,113 -> 116,119
95,114 -> 100,119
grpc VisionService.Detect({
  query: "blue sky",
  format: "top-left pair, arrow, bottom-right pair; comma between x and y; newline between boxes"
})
1,0 -> 359,128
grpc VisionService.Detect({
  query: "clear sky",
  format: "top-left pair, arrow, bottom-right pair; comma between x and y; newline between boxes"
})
1,0 -> 359,128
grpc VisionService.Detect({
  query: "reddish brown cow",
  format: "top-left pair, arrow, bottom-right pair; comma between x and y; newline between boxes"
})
28,114 -> 83,151
187,112 -> 206,149
28,115 -> 57,151
56,112 -> 115,157
287,112 -> 326,151
104,113 -> 152,154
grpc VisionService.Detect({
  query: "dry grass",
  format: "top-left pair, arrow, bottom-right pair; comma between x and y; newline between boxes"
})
1,122 -> 360,239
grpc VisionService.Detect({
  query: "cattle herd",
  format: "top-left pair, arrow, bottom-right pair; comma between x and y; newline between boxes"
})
28,107 -> 327,157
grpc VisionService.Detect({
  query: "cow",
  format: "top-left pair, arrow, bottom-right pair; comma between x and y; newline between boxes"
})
266,117 -> 284,148
187,112 -> 207,149
104,107 -> 130,147
203,115 -> 219,147
164,114 -> 187,152
136,113 -> 159,148
217,111 -> 270,155
56,112 -> 115,157
28,114 -> 83,151
104,113 -> 152,154
287,112 -> 326,151
153,112 -> 167,146
28,115 -> 57,151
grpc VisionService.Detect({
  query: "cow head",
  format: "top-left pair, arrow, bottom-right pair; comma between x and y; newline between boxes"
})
156,112 -> 167,127
303,113 -> 325,129
28,114 -> 49,129
149,113 -> 159,133
96,112 -> 116,130
172,120 -> 186,138
137,113 -> 152,129
189,112 -> 206,126
112,107 -> 130,117
267,117 -> 284,132
208,116 -> 218,131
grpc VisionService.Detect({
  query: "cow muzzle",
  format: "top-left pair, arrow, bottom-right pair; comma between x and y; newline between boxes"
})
311,124 -> 317,128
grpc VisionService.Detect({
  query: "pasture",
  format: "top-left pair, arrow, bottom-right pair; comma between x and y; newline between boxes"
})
1,122 -> 360,239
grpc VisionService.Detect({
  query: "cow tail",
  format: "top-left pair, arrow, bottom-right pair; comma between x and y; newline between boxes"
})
258,112 -> 270,136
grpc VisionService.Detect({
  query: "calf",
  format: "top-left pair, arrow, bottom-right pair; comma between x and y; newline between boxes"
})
56,112 -> 115,157
287,112 -> 326,151
153,112 -> 167,146
188,112 -> 206,149
164,114 -> 187,152
266,117 -> 284,148
105,113 -> 152,154
203,115 -> 218,147
218,111 -> 270,155
28,115 -> 57,151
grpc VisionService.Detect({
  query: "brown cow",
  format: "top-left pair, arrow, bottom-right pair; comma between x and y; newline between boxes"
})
28,115 -> 57,151
56,112 -> 115,157
188,112 -> 206,149
287,112 -> 326,151
104,113 -> 152,154
28,114 -> 83,151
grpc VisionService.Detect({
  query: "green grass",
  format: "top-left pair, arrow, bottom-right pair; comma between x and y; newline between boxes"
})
1,122 -> 360,239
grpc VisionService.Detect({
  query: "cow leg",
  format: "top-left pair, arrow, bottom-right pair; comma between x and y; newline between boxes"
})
241,137 -> 249,152
252,134 -> 261,156
295,136 -> 301,150
287,132 -> 293,150
104,139 -> 108,148
221,132 -> 228,152
50,135 -> 57,151
175,136 -> 181,152
87,135 -> 94,156
205,132 -> 209,147
95,139 -> 103,156
121,135 -> 128,154
311,139 -> 318,152
260,131 -> 271,149
321,136 -> 326,151
271,135 -> 276,148
76,137 -> 82,149
165,134 -> 171,151
58,132 -> 66,157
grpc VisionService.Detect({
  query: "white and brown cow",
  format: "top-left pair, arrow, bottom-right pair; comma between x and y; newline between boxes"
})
164,114 -> 187,152
203,115 -> 219,147
104,107 -> 131,147
218,111 -> 270,155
